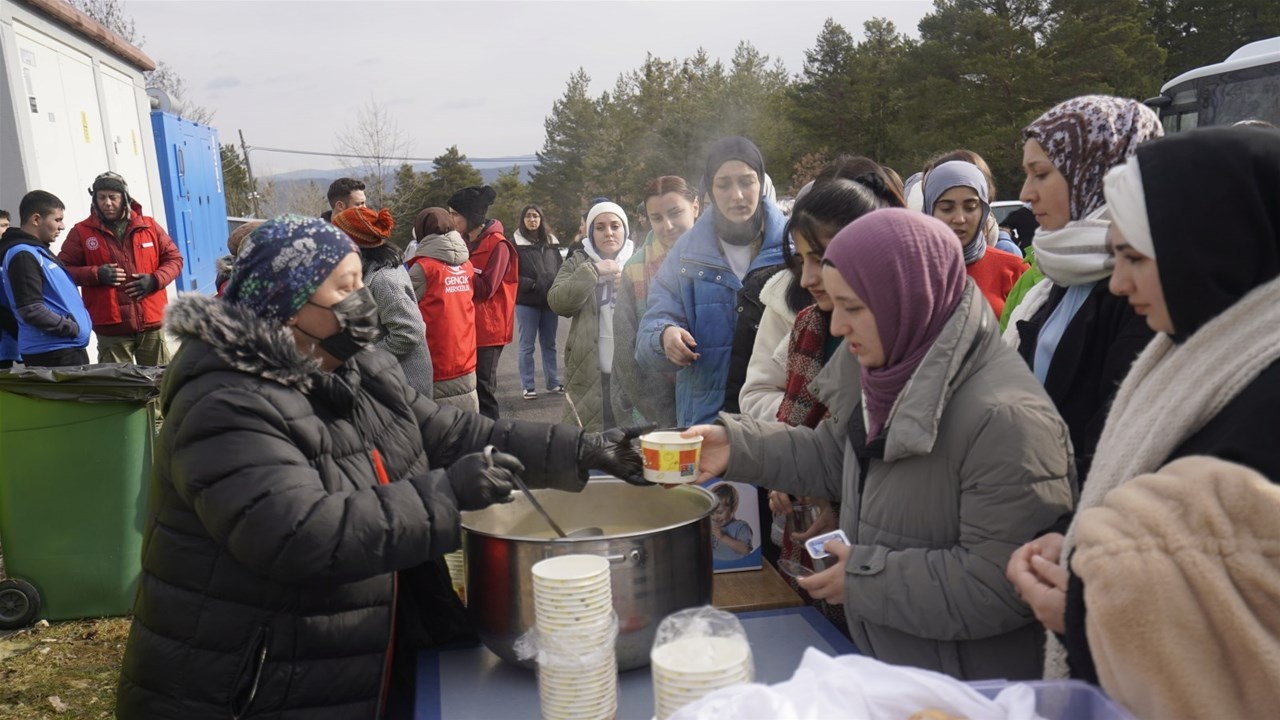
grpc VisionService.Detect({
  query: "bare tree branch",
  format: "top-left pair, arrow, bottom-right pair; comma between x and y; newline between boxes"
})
68,0 -> 215,124
333,98 -> 411,209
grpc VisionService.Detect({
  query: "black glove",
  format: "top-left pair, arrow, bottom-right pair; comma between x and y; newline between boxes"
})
97,264 -> 122,286
447,447 -> 521,511
125,273 -> 159,299
578,425 -> 655,486
56,314 -> 80,339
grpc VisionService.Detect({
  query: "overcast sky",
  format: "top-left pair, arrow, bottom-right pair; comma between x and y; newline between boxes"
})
131,1 -> 933,176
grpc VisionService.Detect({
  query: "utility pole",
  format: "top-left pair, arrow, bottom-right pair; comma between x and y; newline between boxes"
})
239,129 -> 262,218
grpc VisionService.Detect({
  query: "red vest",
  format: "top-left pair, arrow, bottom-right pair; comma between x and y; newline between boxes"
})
469,225 -> 518,347
409,256 -> 478,382
70,214 -> 168,328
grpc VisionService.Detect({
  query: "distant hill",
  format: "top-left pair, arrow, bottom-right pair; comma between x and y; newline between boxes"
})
264,156 -> 539,184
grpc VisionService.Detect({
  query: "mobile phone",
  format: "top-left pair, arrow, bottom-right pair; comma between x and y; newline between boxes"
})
805,529 -> 850,560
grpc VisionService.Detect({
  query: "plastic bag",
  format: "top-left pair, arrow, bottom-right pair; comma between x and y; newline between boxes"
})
514,612 -> 620,670
653,606 -> 751,652
652,607 -> 755,719
668,648 -> 1046,720
0,363 -> 162,403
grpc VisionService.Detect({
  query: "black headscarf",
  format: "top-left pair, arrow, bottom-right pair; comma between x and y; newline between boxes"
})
1140,126 -> 1280,343
703,136 -> 767,246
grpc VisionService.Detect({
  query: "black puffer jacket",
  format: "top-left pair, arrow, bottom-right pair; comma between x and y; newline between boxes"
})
722,263 -> 788,414
1014,282 -> 1152,486
116,294 -> 585,719
514,229 -> 563,307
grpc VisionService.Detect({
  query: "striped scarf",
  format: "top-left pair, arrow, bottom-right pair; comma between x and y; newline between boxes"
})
621,231 -> 672,314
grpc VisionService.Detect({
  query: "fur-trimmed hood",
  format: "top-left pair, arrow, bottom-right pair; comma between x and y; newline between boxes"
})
411,230 -> 470,266
215,253 -> 234,277
164,293 -> 321,394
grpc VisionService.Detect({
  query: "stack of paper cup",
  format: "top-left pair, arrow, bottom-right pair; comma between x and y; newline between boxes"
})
650,614 -> 754,720
531,555 -> 619,720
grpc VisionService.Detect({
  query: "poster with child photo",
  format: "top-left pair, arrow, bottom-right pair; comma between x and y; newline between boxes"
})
703,480 -> 761,572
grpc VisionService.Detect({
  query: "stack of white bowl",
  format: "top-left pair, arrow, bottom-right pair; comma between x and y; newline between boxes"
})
530,554 -> 619,720
651,635 -> 754,720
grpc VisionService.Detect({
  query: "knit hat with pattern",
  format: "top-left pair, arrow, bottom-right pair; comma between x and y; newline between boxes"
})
224,214 -> 356,321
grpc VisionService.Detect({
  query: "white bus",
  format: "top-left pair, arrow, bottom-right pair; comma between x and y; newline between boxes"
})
1146,36 -> 1280,132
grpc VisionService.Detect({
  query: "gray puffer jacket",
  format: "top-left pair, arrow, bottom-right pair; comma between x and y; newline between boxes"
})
720,284 -> 1075,680
363,247 -> 432,397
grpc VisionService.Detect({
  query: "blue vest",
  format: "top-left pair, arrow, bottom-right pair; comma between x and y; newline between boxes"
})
0,271 -> 19,363
1,243 -> 92,356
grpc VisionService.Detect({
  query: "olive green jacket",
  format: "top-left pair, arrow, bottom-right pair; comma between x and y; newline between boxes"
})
547,249 -> 632,430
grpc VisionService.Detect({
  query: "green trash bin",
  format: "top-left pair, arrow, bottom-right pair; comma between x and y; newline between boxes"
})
0,364 -> 161,627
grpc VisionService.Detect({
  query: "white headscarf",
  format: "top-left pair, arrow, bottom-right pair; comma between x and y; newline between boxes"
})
1103,156 -> 1155,259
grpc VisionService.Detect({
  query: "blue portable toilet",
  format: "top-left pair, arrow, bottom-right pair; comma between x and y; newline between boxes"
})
150,112 -> 228,294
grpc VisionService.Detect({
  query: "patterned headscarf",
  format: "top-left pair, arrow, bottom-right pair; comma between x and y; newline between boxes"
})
224,214 -> 357,321
1023,95 -> 1163,221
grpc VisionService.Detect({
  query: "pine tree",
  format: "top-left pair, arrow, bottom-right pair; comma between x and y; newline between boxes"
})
1042,0 -> 1166,101
387,163 -> 433,249
787,20 -> 859,156
900,0 -> 1051,198
849,19 -> 914,176
220,144 -> 253,218
1143,0 -> 1280,78
529,69 -> 602,240
489,166 -> 531,236
423,146 -> 484,209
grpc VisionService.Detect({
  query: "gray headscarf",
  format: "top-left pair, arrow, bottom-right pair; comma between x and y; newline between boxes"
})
922,161 -> 990,265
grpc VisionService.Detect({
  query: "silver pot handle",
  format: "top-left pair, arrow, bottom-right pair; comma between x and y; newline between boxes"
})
603,548 -> 644,567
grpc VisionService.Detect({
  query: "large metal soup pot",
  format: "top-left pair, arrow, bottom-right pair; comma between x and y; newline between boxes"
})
461,479 -> 714,671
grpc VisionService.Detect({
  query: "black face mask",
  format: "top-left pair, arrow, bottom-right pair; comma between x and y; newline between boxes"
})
297,287 -> 380,362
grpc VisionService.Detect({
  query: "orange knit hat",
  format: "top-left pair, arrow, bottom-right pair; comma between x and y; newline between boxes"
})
333,206 -> 394,247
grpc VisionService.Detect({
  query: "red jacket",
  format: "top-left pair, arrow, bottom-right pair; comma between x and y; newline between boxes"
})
409,256 -> 478,382
467,220 -> 518,347
966,247 -> 1029,319
60,201 -> 184,335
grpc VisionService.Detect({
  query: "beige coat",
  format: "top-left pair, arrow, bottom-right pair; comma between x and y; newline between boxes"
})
720,284 -> 1075,680
1074,456 -> 1280,719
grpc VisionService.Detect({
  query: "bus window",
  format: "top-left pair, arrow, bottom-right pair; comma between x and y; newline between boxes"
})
1214,73 -> 1280,126
1160,109 -> 1199,133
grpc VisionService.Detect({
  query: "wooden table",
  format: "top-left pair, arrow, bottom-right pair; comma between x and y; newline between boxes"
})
711,560 -> 803,612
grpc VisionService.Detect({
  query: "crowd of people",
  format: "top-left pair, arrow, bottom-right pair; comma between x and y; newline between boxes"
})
680,101 -> 1280,719
3,89 -> 1279,718
1,172 -> 183,368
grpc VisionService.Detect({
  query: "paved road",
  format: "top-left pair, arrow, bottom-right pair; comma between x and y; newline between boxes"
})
492,318 -> 572,426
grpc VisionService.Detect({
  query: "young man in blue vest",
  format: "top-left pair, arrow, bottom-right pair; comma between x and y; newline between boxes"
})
0,191 -> 91,367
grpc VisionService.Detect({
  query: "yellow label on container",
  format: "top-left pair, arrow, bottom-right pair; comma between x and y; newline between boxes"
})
80,111 -> 90,143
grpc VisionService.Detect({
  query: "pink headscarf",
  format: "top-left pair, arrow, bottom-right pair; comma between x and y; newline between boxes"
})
824,208 -> 967,440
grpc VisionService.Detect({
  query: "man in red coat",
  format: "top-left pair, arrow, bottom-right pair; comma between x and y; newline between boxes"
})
59,172 -> 184,365
448,185 -> 517,419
